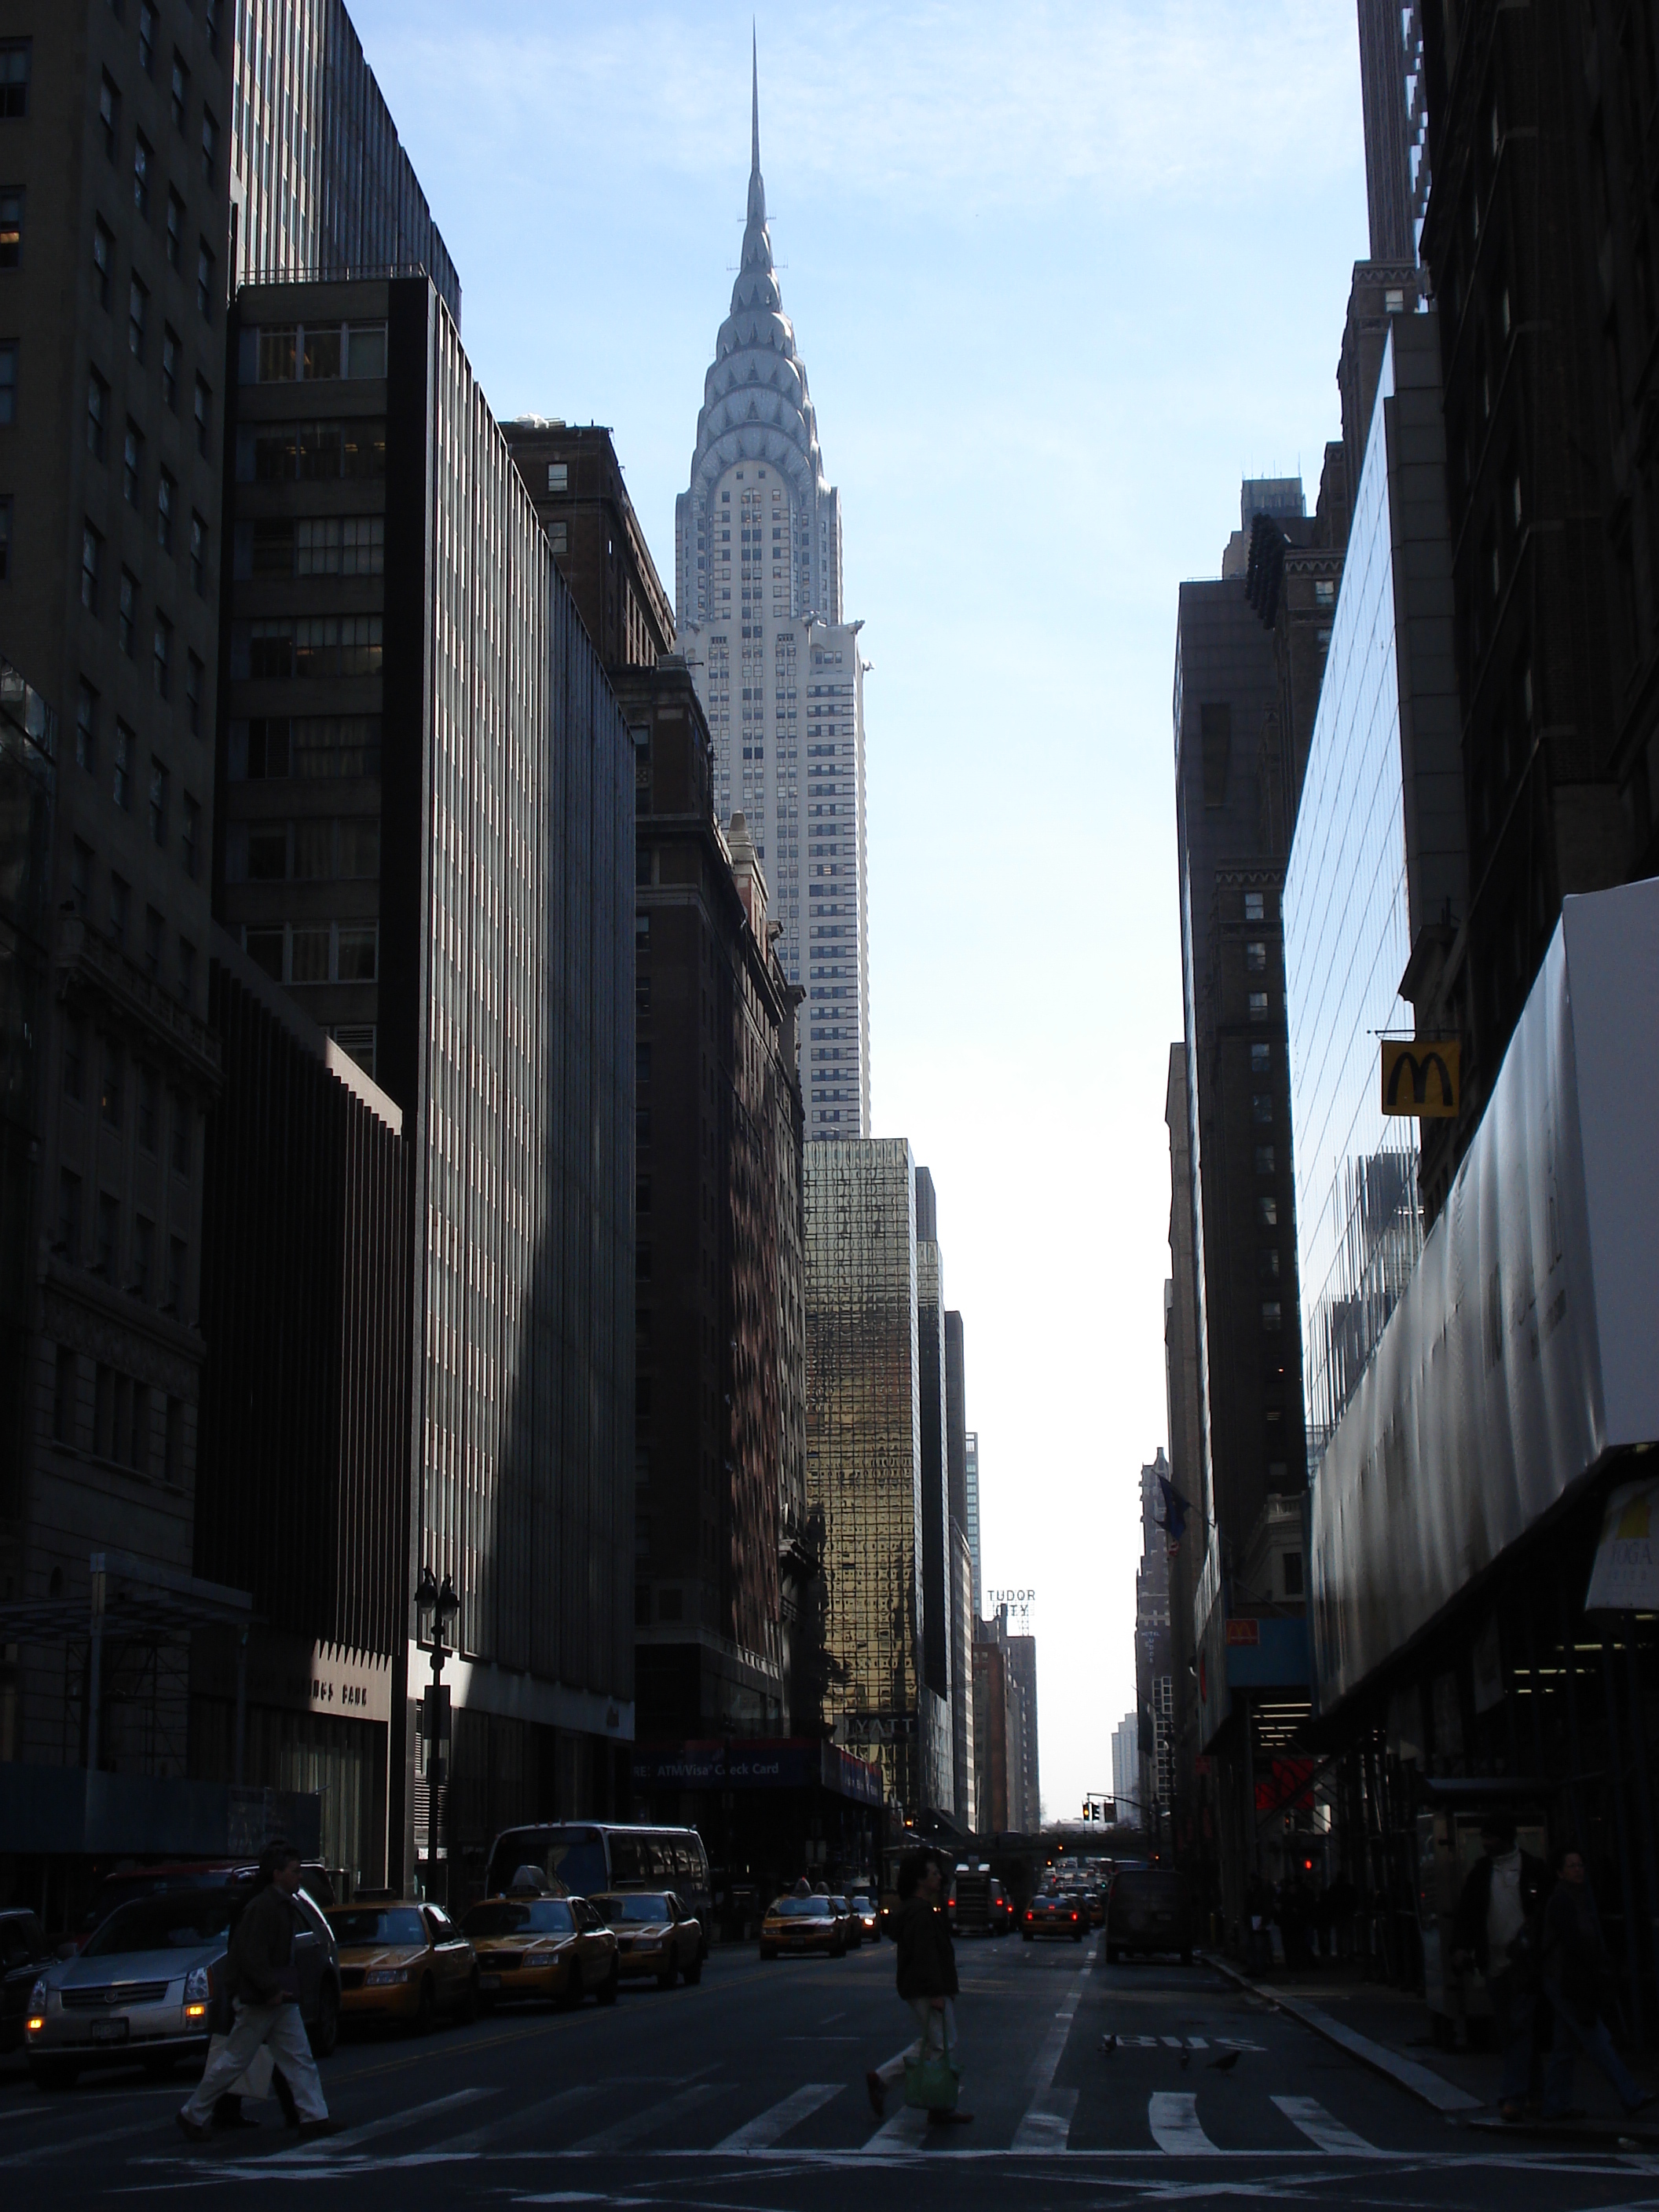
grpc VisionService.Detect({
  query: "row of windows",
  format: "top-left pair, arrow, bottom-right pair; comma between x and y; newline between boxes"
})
236,418 -> 387,483
242,919 -> 379,987
236,513 -> 383,579
51,1342 -> 188,1485
63,1018 -> 194,1169
224,815 -> 379,884
87,382 -> 211,569
56,1169 -> 189,1313
87,273 -> 214,446
240,320 -> 388,383
231,615 -> 383,680
71,693 -> 202,863
228,714 -> 381,781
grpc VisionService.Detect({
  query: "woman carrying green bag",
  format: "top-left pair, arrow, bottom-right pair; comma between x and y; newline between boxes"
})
866,1851 -> 973,2126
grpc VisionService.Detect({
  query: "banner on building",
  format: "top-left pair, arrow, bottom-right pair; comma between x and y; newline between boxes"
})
1584,1478 -> 1659,1612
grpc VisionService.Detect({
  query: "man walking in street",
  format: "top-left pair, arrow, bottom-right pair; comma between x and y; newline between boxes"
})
176,1843 -> 340,2141
1452,1811 -> 1551,2122
866,1850 -> 972,2126
1540,1845 -> 1653,2122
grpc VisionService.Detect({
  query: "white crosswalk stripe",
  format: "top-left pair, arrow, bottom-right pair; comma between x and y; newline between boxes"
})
860,2102 -> 930,2152
1148,2090 -> 1222,2155
259,2085 -> 496,2163
1271,2095 -> 1385,2155
714,2082 -> 843,2152
1011,2086 -> 1078,2151
569,2080 -> 717,2155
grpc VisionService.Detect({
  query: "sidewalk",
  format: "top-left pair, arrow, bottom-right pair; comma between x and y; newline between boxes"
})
1203,1954 -> 1659,2147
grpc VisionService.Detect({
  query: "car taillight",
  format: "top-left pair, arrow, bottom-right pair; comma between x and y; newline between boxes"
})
1070,1912 -> 1079,1921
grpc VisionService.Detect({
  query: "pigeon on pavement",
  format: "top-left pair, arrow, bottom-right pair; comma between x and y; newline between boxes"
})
1209,2048 -> 1240,2073
1100,2034 -> 1118,2056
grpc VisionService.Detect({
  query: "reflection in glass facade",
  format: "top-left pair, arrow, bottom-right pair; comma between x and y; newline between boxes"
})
230,0 -> 461,319
1285,343 -> 1420,1469
804,1140 -> 948,1813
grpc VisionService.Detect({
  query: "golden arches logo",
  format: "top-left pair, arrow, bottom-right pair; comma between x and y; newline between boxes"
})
1380,1039 -> 1460,1118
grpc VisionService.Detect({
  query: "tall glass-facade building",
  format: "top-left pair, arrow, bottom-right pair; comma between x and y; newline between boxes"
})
222,276 -> 635,1880
804,1140 -> 949,1814
674,57 -> 870,1138
228,0 -> 459,317
1285,320 -> 1463,1468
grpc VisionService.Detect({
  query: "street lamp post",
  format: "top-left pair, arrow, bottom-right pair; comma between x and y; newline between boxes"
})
415,1565 -> 460,1909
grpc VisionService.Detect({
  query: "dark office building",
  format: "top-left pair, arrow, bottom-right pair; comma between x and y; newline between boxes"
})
220,274 -> 635,1891
502,420 -> 675,675
610,661 -> 807,1741
192,932 -> 408,1881
1412,0 -> 1659,1222
1172,493 -> 1313,1930
0,3 -> 234,1794
943,1308 -> 976,1823
914,1169 -> 950,1722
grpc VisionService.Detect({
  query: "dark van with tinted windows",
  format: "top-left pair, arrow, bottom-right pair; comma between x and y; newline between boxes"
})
1105,1867 -> 1192,1965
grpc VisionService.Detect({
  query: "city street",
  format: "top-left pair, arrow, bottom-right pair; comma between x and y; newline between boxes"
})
6,1939 -> 1659,2210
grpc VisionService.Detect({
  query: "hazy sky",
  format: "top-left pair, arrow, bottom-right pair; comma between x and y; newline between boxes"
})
349,0 -> 1369,1819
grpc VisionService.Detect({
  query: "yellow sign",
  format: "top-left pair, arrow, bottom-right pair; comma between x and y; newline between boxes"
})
1380,1038 -> 1460,1118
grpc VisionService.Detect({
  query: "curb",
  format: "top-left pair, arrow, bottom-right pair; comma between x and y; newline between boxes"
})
1202,1953 -> 1482,2115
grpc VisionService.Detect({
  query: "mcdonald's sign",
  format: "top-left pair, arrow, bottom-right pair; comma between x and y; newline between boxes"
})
1380,1038 -> 1460,1118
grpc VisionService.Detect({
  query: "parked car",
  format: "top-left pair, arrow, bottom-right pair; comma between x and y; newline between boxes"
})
1021,1889 -> 1086,1942
462,1892 -> 618,2009
590,1892 -> 703,1987
26,1885 -> 340,2089
78,1859 -> 335,1944
759,1893 -> 847,1959
828,1894 -> 862,1950
849,1892 -> 880,1941
0,1909 -> 61,2053
326,1901 -> 478,2031
1105,1867 -> 1193,1965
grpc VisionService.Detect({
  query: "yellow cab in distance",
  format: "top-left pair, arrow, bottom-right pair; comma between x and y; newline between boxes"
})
758,1886 -> 848,1961
461,1869 -> 620,2009
325,1897 -> 479,2031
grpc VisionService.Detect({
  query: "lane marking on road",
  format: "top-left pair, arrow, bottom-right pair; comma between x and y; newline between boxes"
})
859,2102 -> 930,2153
1008,1962 -> 1086,2151
569,2078 -> 721,2155
255,2084 -> 497,2163
1148,2090 -> 1222,2155
713,2082 -> 844,2152
1011,2085 -> 1079,2152
1271,2094 -> 1386,2156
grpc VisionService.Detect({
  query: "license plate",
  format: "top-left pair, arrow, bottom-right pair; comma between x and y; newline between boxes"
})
90,2017 -> 130,2044
478,1975 -> 500,1991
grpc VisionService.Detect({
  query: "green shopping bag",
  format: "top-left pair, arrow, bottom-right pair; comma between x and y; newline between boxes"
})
903,2046 -> 961,2111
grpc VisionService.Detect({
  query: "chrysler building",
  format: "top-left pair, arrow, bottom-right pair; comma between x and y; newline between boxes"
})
675,49 -> 870,1137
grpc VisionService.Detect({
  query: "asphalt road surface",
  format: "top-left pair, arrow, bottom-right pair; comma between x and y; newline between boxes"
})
7,1936 -> 1659,2209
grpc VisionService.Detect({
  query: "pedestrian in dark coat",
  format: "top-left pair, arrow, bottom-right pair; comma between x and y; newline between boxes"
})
1540,1847 -> 1651,2120
1451,1813 -> 1551,2121
865,1850 -> 972,2126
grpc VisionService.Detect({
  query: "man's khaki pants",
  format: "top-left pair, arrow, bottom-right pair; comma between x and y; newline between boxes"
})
181,1998 -> 328,2126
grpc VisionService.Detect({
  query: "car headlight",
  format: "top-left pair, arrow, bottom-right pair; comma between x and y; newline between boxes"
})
26,1976 -> 48,2032
184,1965 -> 211,2004
364,1967 -> 409,1987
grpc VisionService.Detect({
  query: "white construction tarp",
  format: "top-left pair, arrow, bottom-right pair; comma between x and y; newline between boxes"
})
1310,878 -> 1659,1710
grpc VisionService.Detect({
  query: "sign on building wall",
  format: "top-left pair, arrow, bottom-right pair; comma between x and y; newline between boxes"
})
1585,1478 -> 1659,1612
1380,1038 -> 1460,1117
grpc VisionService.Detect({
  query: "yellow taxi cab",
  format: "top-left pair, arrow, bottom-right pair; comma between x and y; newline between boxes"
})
326,1899 -> 478,2031
758,1889 -> 848,1960
590,1892 -> 703,1987
461,1876 -> 619,2009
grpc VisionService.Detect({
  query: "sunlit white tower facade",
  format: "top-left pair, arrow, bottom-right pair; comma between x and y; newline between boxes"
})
674,53 -> 870,1137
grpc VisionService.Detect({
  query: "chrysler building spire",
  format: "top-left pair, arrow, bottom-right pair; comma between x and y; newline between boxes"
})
672,51 -> 870,1141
